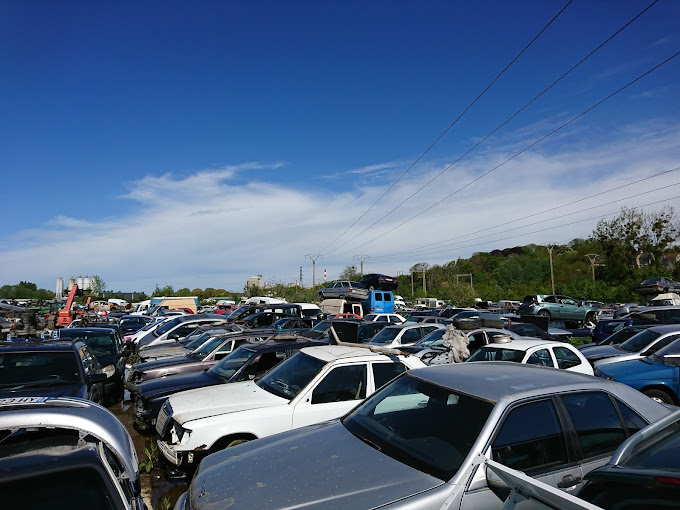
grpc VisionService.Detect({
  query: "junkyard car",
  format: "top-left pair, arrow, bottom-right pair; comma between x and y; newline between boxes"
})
175,362 -> 670,510
594,336 -> 680,405
0,396 -> 144,510
636,276 -> 680,295
517,294 -> 599,326
466,338 -> 594,375
55,327 -> 128,405
156,345 -> 425,469
317,280 -> 369,300
357,273 -> 399,291
368,323 -> 444,348
135,314 -> 229,351
0,340 -> 107,404
131,336 -> 326,433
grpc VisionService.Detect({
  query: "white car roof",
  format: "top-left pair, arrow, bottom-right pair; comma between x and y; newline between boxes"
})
483,338 -> 572,351
300,345 -> 407,363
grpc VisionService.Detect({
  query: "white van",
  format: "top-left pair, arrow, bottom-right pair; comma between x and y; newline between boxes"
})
131,300 -> 151,315
319,298 -> 363,318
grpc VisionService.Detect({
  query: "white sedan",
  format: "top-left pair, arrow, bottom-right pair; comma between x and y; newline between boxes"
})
465,338 -> 593,375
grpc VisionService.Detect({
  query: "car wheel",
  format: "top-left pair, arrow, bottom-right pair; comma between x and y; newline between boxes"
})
584,312 -> 596,328
643,388 -> 674,405
537,310 -> 550,319
227,438 -> 251,448
664,288 -> 670,293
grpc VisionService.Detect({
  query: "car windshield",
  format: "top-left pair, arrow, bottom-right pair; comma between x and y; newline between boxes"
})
310,321 -> 331,333
416,328 -> 446,347
604,327 -> 650,346
208,346 -> 257,379
466,347 -> 525,363
226,307 -> 253,321
154,317 -> 182,337
617,329 -> 662,353
369,327 -> 401,345
181,331 -> 214,349
452,311 -> 478,319
191,336 -> 227,359
58,331 -> 115,356
257,351 -> 326,400
0,351 -> 80,388
343,373 -> 494,481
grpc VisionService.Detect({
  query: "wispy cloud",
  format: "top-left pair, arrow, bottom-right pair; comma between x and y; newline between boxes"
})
1,122 -> 679,293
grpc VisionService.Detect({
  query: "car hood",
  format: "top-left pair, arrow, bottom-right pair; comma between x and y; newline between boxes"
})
581,345 -> 623,360
134,354 -> 195,372
0,384 -> 82,399
138,344 -> 190,360
599,357 -> 678,382
138,371 -> 222,399
169,380 -> 287,424
190,420 -> 445,510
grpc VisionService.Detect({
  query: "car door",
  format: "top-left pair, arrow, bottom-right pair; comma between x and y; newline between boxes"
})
552,346 -> 589,374
398,327 -> 422,346
291,363 -> 368,429
524,348 -> 555,368
462,397 -> 582,509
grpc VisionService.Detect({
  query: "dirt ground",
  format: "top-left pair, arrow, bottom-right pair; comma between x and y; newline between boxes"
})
108,392 -> 188,510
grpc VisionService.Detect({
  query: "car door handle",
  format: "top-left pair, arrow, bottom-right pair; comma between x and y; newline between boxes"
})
557,474 -> 582,488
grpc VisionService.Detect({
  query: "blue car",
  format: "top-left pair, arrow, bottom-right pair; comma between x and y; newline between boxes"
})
595,337 -> 680,405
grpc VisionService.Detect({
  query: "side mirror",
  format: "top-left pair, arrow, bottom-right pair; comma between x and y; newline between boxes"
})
168,332 -> 180,340
485,464 -> 511,501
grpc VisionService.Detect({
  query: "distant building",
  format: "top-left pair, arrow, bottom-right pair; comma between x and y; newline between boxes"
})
246,275 -> 263,288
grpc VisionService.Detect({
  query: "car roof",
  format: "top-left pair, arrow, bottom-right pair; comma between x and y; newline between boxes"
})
243,338 -> 326,353
0,396 -> 138,481
0,340 -> 79,352
481,338 -> 565,351
408,362 -> 624,404
300,345 -> 400,362
647,324 -> 680,334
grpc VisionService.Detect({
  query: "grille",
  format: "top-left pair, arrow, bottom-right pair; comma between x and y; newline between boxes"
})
156,400 -> 172,437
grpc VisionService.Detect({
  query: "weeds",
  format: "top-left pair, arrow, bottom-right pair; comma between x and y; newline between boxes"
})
139,444 -> 159,473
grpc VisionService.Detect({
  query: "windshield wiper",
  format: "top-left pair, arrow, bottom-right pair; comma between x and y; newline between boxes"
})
351,431 -> 382,451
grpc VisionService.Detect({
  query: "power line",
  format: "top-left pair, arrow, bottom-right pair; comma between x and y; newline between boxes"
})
323,0 -> 661,257
374,194 -> 680,262
328,49 -> 680,259
372,166 -> 680,259
316,0 -> 575,255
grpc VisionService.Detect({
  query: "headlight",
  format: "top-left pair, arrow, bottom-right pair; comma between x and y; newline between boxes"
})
102,364 -> 116,378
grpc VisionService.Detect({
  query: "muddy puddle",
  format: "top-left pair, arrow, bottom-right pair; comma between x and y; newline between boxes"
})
108,392 -> 188,510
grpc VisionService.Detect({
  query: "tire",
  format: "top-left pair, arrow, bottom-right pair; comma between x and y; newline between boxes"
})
227,438 -> 251,448
584,312 -> 596,328
643,388 -> 674,405
537,310 -> 551,319
664,288 -> 670,294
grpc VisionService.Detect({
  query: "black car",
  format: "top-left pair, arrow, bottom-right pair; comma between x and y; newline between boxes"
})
131,336 -> 327,433
637,276 -> 680,295
0,396 -> 144,510
0,340 -> 107,404
358,273 -> 398,291
578,409 -> 680,509
118,314 -> 154,335
56,327 -> 128,405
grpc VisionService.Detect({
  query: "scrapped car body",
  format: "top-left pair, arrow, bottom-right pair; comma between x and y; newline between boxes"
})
175,362 -> 670,510
466,338 -> 594,375
587,324 -> 680,369
317,281 -> 369,300
135,314 -> 229,351
131,335 -> 326,433
368,322 -> 445,348
517,294 -> 599,326
156,345 -> 425,469
636,276 -> 680,295
0,396 -> 143,510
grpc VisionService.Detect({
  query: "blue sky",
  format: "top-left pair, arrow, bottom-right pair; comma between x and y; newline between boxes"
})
2,0 -> 679,294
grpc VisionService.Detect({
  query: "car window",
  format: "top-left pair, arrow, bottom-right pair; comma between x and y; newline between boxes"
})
311,364 -> 367,404
616,399 -> 648,436
647,334 -> 680,354
375,292 -> 384,301
468,332 -> 486,353
526,348 -> 554,367
400,328 -> 421,344
377,316 -> 388,322
553,346 -> 582,369
561,392 -> 627,459
492,399 -> 567,474
372,362 -> 407,388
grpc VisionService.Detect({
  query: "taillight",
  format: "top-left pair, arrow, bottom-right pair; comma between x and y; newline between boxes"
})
656,476 -> 680,486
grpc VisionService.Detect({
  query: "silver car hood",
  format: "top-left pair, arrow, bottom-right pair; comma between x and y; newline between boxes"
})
190,420 -> 445,509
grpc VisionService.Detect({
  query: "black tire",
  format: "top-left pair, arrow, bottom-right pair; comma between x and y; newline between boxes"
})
643,388 -> 674,405
664,287 -> 670,294
537,310 -> 551,319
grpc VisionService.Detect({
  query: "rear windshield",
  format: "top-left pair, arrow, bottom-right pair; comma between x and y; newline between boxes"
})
0,351 -> 80,387
466,347 -> 525,363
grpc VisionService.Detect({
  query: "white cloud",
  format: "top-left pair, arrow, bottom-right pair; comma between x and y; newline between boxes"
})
1,122 -> 679,294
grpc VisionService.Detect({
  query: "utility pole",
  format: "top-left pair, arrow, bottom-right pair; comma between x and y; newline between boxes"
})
353,255 -> 370,276
299,266 -> 303,287
305,254 -> 322,287
411,269 -> 414,297
585,254 -> 599,282
422,266 -> 427,295
546,245 -> 556,295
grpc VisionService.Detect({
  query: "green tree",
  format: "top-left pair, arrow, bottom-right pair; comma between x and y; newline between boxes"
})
338,265 -> 361,281
152,285 -> 175,297
89,275 -> 106,297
